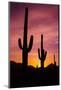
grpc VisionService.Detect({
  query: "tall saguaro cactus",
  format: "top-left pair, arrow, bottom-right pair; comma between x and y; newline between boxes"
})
54,54 -> 56,66
18,8 -> 33,66
38,34 -> 47,69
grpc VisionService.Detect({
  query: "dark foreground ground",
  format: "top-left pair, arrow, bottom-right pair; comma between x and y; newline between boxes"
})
9,61 -> 59,88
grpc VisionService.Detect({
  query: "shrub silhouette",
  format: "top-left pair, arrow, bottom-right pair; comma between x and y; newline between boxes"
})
18,8 -> 33,66
38,34 -> 47,69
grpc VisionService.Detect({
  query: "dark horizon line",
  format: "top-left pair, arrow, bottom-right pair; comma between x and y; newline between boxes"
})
10,60 -> 59,68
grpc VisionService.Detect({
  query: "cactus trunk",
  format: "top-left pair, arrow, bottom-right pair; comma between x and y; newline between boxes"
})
22,8 -> 28,66
22,49 -> 28,66
18,8 -> 33,66
41,60 -> 44,69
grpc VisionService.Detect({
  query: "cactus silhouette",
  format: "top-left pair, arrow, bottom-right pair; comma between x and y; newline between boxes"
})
18,8 -> 33,66
54,54 -> 56,66
38,34 -> 47,69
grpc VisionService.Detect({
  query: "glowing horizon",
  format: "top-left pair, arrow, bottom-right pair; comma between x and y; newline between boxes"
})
9,2 -> 59,68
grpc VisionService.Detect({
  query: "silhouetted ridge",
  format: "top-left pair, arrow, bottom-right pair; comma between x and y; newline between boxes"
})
10,61 -> 59,88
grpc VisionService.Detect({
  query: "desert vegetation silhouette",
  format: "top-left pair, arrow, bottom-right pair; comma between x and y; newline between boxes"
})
38,34 -> 47,70
10,7 -> 59,88
54,54 -> 56,66
18,8 -> 33,67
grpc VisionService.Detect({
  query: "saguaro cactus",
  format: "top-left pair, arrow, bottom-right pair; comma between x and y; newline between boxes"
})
54,54 -> 56,66
38,34 -> 47,69
18,8 -> 33,66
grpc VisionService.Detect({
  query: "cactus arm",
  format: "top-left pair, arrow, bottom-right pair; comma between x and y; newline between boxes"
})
38,48 -> 41,60
18,38 -> 23,49
44,51 -> 47,60
27,35 -> 33,52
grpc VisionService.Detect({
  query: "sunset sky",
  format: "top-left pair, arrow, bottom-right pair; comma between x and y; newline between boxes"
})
9,2 -> 59,68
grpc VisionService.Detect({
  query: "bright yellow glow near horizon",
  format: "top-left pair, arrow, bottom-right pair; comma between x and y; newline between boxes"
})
10,52 -> 58,68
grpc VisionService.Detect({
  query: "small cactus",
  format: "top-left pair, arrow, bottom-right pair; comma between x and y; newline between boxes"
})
54,54 -> 56,66
18,8 -> 33,66
38,34 -> 47,69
